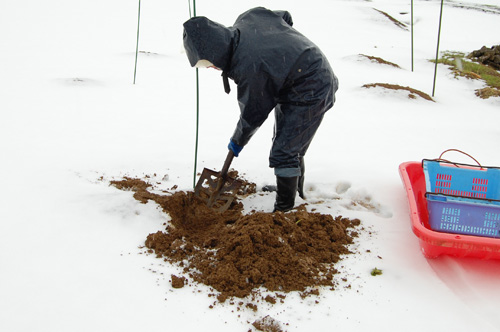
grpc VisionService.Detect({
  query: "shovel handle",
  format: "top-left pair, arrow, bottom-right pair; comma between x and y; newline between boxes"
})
220,150 -> 235,179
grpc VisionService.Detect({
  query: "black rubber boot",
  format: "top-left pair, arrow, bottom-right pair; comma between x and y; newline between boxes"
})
298,157 -> 306,199
262,184 -> 277,192
273,176 -> 299,212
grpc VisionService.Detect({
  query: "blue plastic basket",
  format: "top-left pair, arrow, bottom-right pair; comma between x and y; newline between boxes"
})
423,159 -> 500,199
426,193 -> 500,238
423,159 -> 500,238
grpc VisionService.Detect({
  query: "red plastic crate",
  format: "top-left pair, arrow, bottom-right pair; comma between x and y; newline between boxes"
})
399,161 -> 500,259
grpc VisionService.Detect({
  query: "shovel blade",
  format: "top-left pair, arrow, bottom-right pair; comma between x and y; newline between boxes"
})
194,168 -> 243,212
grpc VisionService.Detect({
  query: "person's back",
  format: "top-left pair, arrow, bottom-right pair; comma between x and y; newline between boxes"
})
229,7 -> 315,88
228,8 -> 337,146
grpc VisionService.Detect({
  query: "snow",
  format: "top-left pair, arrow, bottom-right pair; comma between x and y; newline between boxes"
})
1,0 -> 499,331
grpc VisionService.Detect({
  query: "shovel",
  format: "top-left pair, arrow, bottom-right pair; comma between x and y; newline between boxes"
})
194,150 -> 243,212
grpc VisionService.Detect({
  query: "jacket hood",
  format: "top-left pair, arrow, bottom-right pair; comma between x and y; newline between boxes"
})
183,16 -> 234,71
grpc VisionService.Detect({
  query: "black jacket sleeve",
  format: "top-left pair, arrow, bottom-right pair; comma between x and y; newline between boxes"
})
230,71 -> 278,147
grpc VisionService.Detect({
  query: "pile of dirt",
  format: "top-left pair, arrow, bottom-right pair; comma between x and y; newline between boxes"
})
470,45 -> 500,70
110,177 -> 360,303
362,83 -> 434,101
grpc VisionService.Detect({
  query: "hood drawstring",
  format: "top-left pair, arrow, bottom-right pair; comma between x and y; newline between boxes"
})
221,30 -> 238,95
222,72 -> 231,94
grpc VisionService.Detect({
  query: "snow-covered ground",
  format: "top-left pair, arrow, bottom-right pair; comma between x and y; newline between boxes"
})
1,0 -> 500,331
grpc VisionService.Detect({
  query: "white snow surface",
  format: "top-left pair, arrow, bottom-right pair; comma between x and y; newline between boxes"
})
1,0 -> 500,331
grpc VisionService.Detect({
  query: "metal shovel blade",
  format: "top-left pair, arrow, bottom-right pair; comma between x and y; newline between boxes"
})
194,168 -> 243,212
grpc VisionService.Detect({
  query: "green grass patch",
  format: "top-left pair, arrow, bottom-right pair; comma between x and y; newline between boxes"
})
434,51 -> 500,98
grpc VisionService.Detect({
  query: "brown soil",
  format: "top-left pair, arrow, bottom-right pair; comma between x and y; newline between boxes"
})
475,87 -> 500,99
171,275 -> 186,289
363,83 -> 434,101
252,315 -> 283,332
373,8 -> 408,30
110,176 -> 360,303
359,54 -> 401,68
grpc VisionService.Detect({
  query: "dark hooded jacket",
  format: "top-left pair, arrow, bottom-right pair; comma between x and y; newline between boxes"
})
183,7 -> 338,149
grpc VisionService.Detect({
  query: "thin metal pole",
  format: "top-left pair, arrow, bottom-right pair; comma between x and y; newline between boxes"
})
193,68 -> 199,188
432,0 -> 444,97
192,0 -> 199,189
411,0 -> 414,72
133,0 -> 141,84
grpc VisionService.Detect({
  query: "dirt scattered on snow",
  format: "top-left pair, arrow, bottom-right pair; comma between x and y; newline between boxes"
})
252,315 -> 284,332
110,176 -> 361,304
475,87 -> 500,99
170,274 -> 186,289
359,54 -> 401,68
362,83 -> 434,101
373,8 -> 408,30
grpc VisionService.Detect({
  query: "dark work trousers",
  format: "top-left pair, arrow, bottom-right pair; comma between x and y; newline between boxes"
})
269,102 -> 326,177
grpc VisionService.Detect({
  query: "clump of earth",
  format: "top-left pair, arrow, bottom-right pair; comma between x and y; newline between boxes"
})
110,175 -> 360,303
470,45 -> 500,70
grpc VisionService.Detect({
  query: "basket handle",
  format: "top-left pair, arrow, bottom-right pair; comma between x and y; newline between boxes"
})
436,149 -> 483,169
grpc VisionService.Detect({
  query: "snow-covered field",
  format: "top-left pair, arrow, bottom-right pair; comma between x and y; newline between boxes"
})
1,0 -> 499,331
